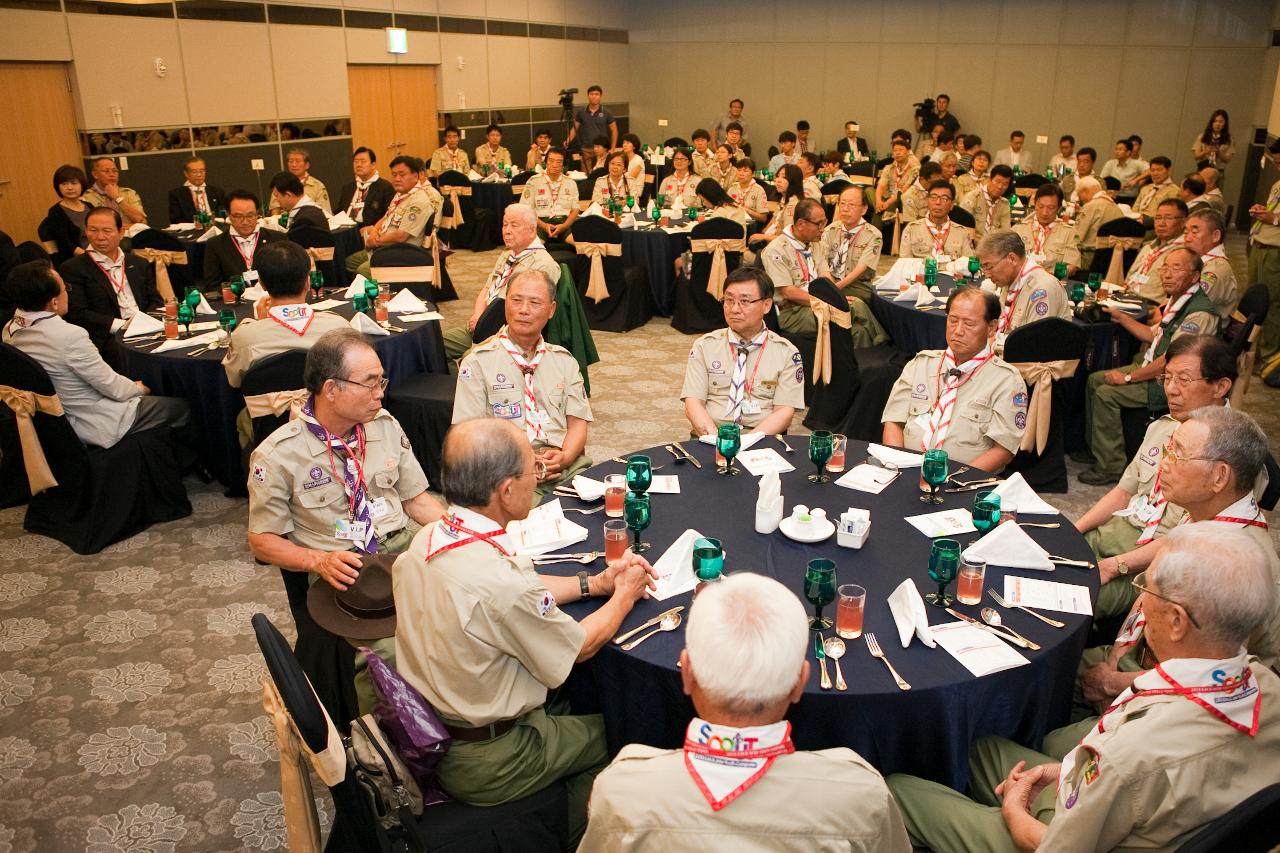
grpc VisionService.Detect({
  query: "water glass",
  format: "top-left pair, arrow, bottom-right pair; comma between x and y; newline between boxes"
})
808,431 -> 833,483
921,449 -> 949,504
716,423 -> 742,476
603,519 -> 629,562
624,491 -> 651,553
604,474 -> 625,518
625,455 -> 653,494
971,490 -> 1001,536
956,555 -> 985,606
998,501 -> 1019,526
826,434 -> 847,473
926,539 -> 961,607
836,584 -> 866,639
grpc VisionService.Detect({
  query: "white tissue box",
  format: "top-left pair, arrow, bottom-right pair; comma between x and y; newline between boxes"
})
837,510 -> 870,549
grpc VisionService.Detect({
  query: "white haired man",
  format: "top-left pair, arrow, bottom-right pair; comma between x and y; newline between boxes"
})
582,572 -> 910,851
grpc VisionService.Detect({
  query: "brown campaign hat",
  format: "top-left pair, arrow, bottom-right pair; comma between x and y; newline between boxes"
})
307,553 -> 398,640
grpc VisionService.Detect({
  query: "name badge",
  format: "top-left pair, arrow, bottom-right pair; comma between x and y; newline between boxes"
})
334,519 -> 369,541
242,269 -> 260,285
368,497 -> 391,520
1129,273 -> 1148,286
740,399 -> 761,415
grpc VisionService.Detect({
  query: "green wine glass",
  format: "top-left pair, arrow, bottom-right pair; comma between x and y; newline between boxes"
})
184,287 -> 202,312
692,537 -> 724,582
353,294 -> 368,314
972,491 -> 1001,536
1054,261 -> 1068,280
921,448 -> 949,504
229,275 -> 245,304
808,431 -> 833,483
176,301 -> 194,338
804,558 -> 837,630
363,278 -> 379,306
309,270 -> 324,301
686,206 -> 698,222
624,491 -> 651,553
625,455 -> 652,494
968,255 -> 981,280
716,423 -> 742,476
1087,272 -> 1102,293
926,539 -> 961,607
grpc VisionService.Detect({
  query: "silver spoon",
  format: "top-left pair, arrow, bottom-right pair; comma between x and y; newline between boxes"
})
981,607 -> 1041,651
664,444 -> 686,464
621,612 -> 682,650
822,635 -> 848,691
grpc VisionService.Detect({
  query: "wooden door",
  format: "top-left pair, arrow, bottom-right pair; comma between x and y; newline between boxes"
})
0,62 -> 82,245
388,65 -> 437,164
348,64 -> 438,167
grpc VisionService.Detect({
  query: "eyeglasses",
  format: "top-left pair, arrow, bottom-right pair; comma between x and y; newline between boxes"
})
1157,373 -> 1207,389
1131,570 -> 1201,629
800,217 -> 827,227
1160,436 -> 1219,467
978,256 -> 1010,276
228,213 -> 259,222
723,296 -> 765,309
337,376 -> 390,393
519,460 -> 549,480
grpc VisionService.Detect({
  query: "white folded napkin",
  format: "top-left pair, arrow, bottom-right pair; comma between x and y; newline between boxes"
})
754,471 -> 783,532
619,213 -> 636,228
582,202 -> 605,218
258,216 -> 286,233
915,282 -> 942,307
893,284 -> 921,302
698,432 -> 765,451
194,293 -> 216,316
327,212 -> 356,228
124,222 -> 149,238
877,257 -> 924,293
123,312 -> 165,339
570,475 -> 607,501
467,170 -> 483,181
344,274 -> 370,298
386,289 -> 428,313
835,463 -> 897,494
508,499 -> 589,556
241,284 -> 267,302
887,579 -> 936,648
349,312 -> 390,336
151,330 -> 221,353
990,472 -> 1059,515
165,222 -> 200,232
195,226 -> 222,242
866,443 -> 923,469
397,312 -> 445,322
758,471 -> 780,506
650,528 -> 704,601
962,520 -> 1054,571
567,170 -> 588,180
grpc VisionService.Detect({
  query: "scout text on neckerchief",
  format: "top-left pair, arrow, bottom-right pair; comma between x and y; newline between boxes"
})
1142,281 -> 1203,366
683,718 -> 795,811
724,329 -> 767,422
921,347 -> 993,450
1096,656 -> 1262,736
997,258 -> 1040,333
300,395 -> 376,554
267,303 -> 314,336
497,330 -> 548,443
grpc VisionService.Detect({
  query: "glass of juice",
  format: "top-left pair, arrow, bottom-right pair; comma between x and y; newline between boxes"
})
603,519 -> 629,563
956,555 -> 985,606
836,584 -> 866,639
604,474 -> 625,518
826,433 -> 847,473
163,299 -> 178,319
163,316 -> 179,339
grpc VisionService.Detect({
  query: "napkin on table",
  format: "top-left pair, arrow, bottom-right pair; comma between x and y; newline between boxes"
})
507,499 -> 588,556
151,330 -> 221,353
124,222 -> 149,238
385,289 -> 429,313
961,520 -> 1055,571
241,284 -> 267,302
876,257 -> 924,293
567,170 -> 588,180
990,472 -> 1059,515
350,312 -> 390,336
756,471 -> 782,513
397,312 -> 445,323
570,475 -> 607,501
887,579 -> 936,648
123,312 -> 164,339
194,293 -> 217,315
650,528 -> 704,601
344,274 -> 370,298
165,222 -> 200,232
582,202 -> 605,218
915,281 -> 942,307
698,432 -> 765,451
866,443 -> 923,469
327,212 -> 356,228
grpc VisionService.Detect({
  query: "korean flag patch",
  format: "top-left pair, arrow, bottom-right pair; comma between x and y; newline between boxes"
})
537,591 -> 555,616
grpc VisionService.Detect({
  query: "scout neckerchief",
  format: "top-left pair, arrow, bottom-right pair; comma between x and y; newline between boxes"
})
1094,653 -> 1262,736
5,309 -> 56,336
497,328 -> 548,443
267,303 -> 314,336
606,175 -> 628,204
347,172 -> 379,217
544,174 -> 566,211
921,346 -> 994,451
1142,281 -> 1203,366
666,171 -> 691,202
186,182 -> 210,216
424,504 -> 513,560
1133,439 -> 1171,545
1130,235 -> 1184,284
781,228 -> 815,284
731,180 -> 754,206
834,221 -> 866,277
715,162 -> 734,184
1201,244 -> 1228,269
925,218 -> 952,259
382,190 -> 414,229
444,146 -> 462,170
683,717 -> 795,811
299,395 -> 376,554
1185,493 -> 1269,530
997,258 -> 1040,333
486,241 -> 543,303
232,229 -> 262,270
983,189 -> 999,230
724,328 -> 768,422
1031,220 -> 1055,255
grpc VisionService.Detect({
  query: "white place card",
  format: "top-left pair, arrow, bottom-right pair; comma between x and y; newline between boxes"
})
507,499 -> 588,556
735,448 -> 795,476
835,463 -> 897,495
904,508 -> 977,538
930,621 -> 1029,677
310,299 -> 347,311
396,312 -> 445,323
1003,576 -> 1093,616
647,475 -> 681,494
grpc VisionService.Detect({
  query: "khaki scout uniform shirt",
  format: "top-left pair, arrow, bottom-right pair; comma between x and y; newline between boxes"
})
998,266 -> 1073,334
473,144 -> 513,173
710,162 -> 737,190
961,188 -> 1011,237
1012,220 -> 1082,270
898,219 -> 974,261
269,175 -> 332,215
378,186 -> 437,245
953,171 -> 985,203
1074,195 -> 1123,249
728,181 -> 767,218
1125,237 -> 1185,302
83,185 -> 147,225
680,328 -> 806,429
247,409 -> 429,550
876,162 -> 919,223
1251,179 -> 1280,246
762,229 -> 817,325
430,145 -> 471,175
592,176 -> 632,208
1041,661 -> 1280,850
581,746 -> 911,853
691,148 -> 716,179
393,507 -> 585,727
1199,249 -> 1238,318
882,350 -> 1028,463
802,175 -> 823,201
706,204 -> 752,227
1133,179 -> 1179,221
899,182 -> 928,224
453,335 -> 593,450
520,173 -> 579,220
658,173 -> 701,210
816,220 -> 882,284
1114,415 -> 1182,540
481,243 -> 560,304
221,306 -> 350,388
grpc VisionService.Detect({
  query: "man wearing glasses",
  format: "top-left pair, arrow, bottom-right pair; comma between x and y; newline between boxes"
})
201,190 -> 286,292
897,180 -> 974,263
681,267 -> 805,437
977,229 -> 1071,350
1080,246 -> 1218,486
761,198 -> 829,337
1123,198 -> 1187,302
888,524 -> 1280,853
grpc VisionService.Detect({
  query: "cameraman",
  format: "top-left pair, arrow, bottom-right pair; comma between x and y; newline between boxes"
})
912,96 -> 936,139
565,85 -> 617,172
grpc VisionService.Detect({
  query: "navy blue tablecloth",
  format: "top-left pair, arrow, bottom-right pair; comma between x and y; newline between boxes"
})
118,299 -> 446,490
619,227 -> 690,316
178,225 -> 362,288
553,438 -> 1098,790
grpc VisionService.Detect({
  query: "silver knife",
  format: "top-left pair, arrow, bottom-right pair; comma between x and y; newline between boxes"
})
614,606 -> 686,645
945,607 -> 1035,650
672,442 -> 702,469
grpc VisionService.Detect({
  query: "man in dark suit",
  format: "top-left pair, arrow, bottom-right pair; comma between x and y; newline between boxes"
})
201,190 -> 286,291
269,172 -> 329,232
334,146 -> 395,227
167,157 -> 227,224
61,207 -> 162,354
836,121 -> 871,160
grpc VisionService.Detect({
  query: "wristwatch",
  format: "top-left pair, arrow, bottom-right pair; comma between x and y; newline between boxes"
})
577,571 -> 591,598
1115,558 -> 1130,576
1123,374 -> 1132,384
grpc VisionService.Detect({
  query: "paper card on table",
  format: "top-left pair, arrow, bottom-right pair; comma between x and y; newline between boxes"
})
648,475 -> 681,494
990,472 -> 1059,515
194,293 -> 217,315
835,463 -> 898,494
661,224 -> 694,234
396,312 -> 445,323
930,621 -> 1029,677
349,312 -> 390,336
1003,576 -> 1093,615
187,320 -> 220,332
962,520 -> 1054,571
151,330 -> 221,353
385,289 -> 429,313
698,431 -> 765,451
649,528 -> 703,601
508,499 -> 589,556
123,312 -> 165,339
734,448 -> 795,476
309,298 -> 347,311
344,274 -> 370,298
905,508 -> 976,538
195,226 -> 222,242
327,212 -> 356,229
570,475 -> 607,500
866,443 -> 924,469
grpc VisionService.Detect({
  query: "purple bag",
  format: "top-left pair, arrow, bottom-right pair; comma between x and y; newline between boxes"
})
361,647 -> 452,806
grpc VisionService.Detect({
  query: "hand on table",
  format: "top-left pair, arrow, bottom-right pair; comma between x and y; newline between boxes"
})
600,553 -> 657,601
310,550 -> 362,590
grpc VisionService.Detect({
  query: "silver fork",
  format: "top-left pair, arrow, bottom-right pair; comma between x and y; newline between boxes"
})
561,506 -> 603,515
865,632 -> 911,691
988,588 -> 1066,628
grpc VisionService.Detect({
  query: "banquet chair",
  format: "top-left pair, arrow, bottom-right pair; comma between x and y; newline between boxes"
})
570,215 -> 652,332
1223,283 -> 1269,407
846,161 -> 876,180
0,405 -> 28,507
1002,317 -> 1089,493
252,613 -> 570,853
1089,217 -> 1146,281
949,207 -> 976,229
1174,783 -> 1280,852
287,226 -> 339,290
131,227 -> 194,299
820,178 -> 852,219
472,296 -> 507,346
381,372 -> 456,488
1103,176 -> 1122,193
511,171 -> 532,192
1013,174 -> 1049,200
546,263 -> 601,394
240,349 -> 309,450
672,218 -> 743,335
370,242 -> 440,302
0,341 -> 191,554
802,277 -> 863,434
663,136 -> 688,149
438,171 -> 493,252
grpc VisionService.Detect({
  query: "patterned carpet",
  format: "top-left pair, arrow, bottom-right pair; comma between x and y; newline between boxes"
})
1,235 -> 1276,851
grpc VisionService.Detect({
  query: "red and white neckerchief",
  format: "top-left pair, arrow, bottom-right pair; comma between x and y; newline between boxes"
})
544,174 -> 566,210
1142,282 -> 1203,366
1189,494 -> 1269,530
232,229 -> 262,269
1134,453 -> 1170,545
926,219 -> 952,258
715,163 -> 734,184
665,173 -> 691,202
446,147 -> 462,169
1131,236 -> 1185,282
921,347 -> 994,450
833,221 -> 866,276
424,505 -> 513,560
5,309 -> 56,336
730,182 -> 753,205
1031,220 -> 1055,255
346,172 -> 379,217
683,718 -> 795,811
782,229 -> 815,283
1201,244 -> 1227,267
997,259 -> 1041,333
983,191 -> 999,229
267,303 -> 314,336
486,243 -> 541,302
497,329 -> 548,443
892,162 -> 910,187
484,145 -> 501,166
1094,654 -> 1262,737
605,176 -> 628,203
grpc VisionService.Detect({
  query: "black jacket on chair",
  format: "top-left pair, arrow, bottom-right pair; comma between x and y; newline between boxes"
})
60,253 -> 162,351
201,229 -> 287,290
167,184 -> 227,224
335,178 -> 395,227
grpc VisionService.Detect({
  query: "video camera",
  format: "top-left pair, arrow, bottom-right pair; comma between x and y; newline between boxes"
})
558,88 -> 579,109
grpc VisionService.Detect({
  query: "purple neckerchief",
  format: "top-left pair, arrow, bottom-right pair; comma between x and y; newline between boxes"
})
300,395 -> 376,554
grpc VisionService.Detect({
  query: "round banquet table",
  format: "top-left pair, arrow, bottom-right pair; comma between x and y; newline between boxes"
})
175,224 -> 363,289
553,437 -> 1099,791
619,225 -> 691,316
117,298 -> 447,491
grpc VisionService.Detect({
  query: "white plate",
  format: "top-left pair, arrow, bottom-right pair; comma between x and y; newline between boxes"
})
779,516 -> 835,543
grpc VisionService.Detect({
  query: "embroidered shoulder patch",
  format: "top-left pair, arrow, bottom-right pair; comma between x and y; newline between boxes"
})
1035,301 -> 1049,316
537,591 -> 555,616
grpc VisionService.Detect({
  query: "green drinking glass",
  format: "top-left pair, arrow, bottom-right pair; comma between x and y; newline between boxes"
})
218,307 -> 235,331
309,270 -> 324,301
804,558 -> 837,630
968,255 -> 981,279
686,206 -> 698,222
926,539 -> 961,607
176,302 -> 194,337
716,423 -> 742,476
624,491 -> 651,553
692,537 -> 724,582
363,278 -> 379,304
808,431 -> 833,483
625,455 -> 653,494
184,287 -> 202,311
229,275 -> 245,303
1070,282 -> 1086,304
921,449 -> 949,504
353,294 -> 368,314
972,490 -> 1001,536
1087,272 -> 1102,293
1054,261 -> 1068,280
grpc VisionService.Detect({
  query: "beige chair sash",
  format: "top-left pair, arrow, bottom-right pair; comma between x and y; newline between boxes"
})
575,241 -> 622,303
0,385 -> 64,494
131,248 -> 187,302
809,298 -> 853,385
690,237 -> 747,301
1093,235 -> 1145,285
41,239 -> 59,255
423,232 -> 442,276
243,389 -> 310,420
1010,359 -> 1080,454
263,681 -> 322,853
370,265 -> 434,284
304,247 -> 335,271
441,186 -> 472,228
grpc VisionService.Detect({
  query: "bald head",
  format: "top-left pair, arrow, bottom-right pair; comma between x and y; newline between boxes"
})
440,418 -> 529,507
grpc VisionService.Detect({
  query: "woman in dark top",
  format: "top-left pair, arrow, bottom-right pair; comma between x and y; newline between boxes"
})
39,164 -> 90,265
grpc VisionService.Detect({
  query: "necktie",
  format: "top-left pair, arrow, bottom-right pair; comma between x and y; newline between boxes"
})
195,187 -> 208,215
724,335 -> 762,421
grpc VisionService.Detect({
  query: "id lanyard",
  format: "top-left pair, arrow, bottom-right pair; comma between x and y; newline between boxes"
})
233,232 -> 261,269
91,255 -> 126,295
322,426 -> 368,522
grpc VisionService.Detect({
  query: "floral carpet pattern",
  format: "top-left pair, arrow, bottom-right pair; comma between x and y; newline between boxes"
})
1,237 -> 1275,850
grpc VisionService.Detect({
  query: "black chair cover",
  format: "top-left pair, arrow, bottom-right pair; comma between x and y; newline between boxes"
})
473,296 -> 506,345
131,228 -> 196,296
846,161 -> 875,179
1223,283 -> 1270,357
846,344 -> 910,442
287,226 -> 339,289
1089,217 -> 1147,278
672,218 -> 742,335
1003,318 -> 1089,493
370,242 -> 443,302
240,349 -> 309,450
663,137 -> 689,149
950,207 -> 976,229
802,278 -> 863,433
438,171 -> 494,252
571,216 -> 652,333
1014,174 -> 1050,191
383,373 -> 456,487
1174,783 -> 1280,853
